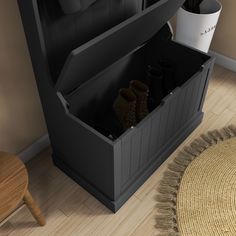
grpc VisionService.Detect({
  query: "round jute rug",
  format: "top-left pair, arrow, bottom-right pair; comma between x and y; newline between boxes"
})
155,125 -> 236,236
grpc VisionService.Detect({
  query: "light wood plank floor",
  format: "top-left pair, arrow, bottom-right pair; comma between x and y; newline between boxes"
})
1,65 -> 236,236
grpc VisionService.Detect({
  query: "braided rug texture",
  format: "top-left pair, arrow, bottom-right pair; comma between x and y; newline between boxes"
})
155,125 -> 236,236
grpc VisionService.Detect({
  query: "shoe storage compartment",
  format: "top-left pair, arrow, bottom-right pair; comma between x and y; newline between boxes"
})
61,40 -> 213,211
67,40 -> 211,135
18,0 -> 214,212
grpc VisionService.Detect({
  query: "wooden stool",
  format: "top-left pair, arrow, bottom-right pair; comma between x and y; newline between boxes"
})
0,152 -> 45,226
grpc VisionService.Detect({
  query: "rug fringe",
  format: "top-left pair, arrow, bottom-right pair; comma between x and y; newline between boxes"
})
155,125 -> 236,235
168,163 -> 186,173
190,140 -> 206,152
156,215 -> 176,222
183,146 -> 201,157
156,208 -> 176,215
158,185 -> 178,195
224,126 -> 236,137
155,232 -> 180,236
201,133 -> 215,145
156,202 -> 175,208
160,179 -> 179,188
228,125 -> 236,135
163,170 -> 181,178
173,156 -> 191,167
178,151 -> 196,161
192,138 -> 210,150
156,194 -> 176,203
155,219 -> 177,230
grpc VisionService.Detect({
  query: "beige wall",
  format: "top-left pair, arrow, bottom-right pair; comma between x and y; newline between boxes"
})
0,0 -> 47,154
211,0 -> 236,60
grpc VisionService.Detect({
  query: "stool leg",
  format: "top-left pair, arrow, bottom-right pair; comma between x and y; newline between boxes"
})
23,189 -> 46,226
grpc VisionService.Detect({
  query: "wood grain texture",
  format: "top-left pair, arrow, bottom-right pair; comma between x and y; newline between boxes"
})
0,152 -> 45,228
23,190 -> 45,226
0,152 -> 28,222
0,65 -> 235,236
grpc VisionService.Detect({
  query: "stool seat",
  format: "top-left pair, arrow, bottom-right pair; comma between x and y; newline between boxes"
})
0,152 -> 45,226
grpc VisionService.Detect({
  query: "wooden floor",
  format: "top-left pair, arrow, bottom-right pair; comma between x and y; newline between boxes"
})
1,65 -> 236,236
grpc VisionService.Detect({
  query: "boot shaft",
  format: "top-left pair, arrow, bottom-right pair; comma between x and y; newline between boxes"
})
130,80 -> 149,121
147,65 -> 164,106
158,60 -> 176,94
113,88 -> 137,130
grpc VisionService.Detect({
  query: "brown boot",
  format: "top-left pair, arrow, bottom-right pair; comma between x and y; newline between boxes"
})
130,80 -> 149,121
113,88 -> 137,130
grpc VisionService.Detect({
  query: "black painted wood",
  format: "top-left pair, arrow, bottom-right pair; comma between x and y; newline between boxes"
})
38,0 -> 143,82
55,0 -> 186,94
17,0 -> 214,212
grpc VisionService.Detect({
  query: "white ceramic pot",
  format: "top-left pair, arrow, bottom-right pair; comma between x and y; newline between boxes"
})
175,0 -> 222,53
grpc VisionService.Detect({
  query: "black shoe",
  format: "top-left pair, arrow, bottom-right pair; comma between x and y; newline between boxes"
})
146,65 -> 164,110
93,112 -> 123,140
159,59 -> 176,94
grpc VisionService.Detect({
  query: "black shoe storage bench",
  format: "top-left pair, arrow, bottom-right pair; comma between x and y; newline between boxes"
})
18,0 -> 215,212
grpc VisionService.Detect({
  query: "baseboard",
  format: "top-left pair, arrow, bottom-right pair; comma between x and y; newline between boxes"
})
209,51 -> 236,73
18,134 -> 50,163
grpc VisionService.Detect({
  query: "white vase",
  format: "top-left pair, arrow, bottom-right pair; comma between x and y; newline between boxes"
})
175,0 -> 222,53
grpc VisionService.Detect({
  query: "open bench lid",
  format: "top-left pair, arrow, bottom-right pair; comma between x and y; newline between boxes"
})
56,0 -> 185,95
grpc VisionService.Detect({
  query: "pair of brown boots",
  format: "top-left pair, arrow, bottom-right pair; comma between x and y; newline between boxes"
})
113,80 -> 149,130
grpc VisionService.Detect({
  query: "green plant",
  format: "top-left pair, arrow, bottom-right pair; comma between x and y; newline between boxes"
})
183,0 -> 204,14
